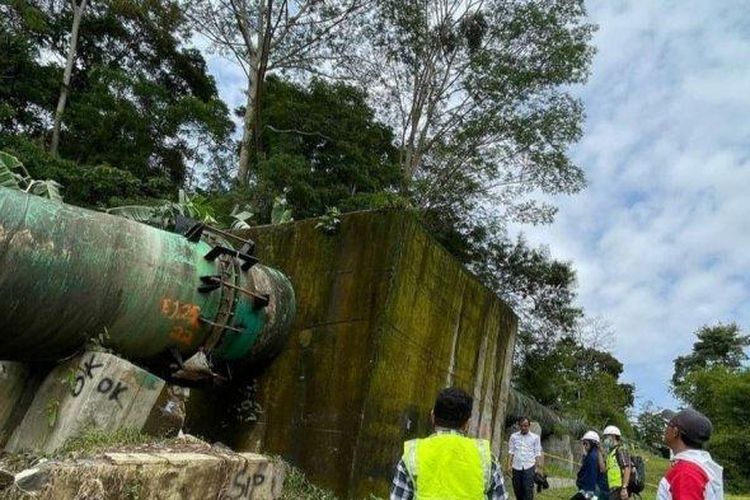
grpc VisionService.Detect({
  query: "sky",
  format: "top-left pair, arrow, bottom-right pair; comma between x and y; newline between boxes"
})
202,0 -> 750,410
518,0 -> 750,410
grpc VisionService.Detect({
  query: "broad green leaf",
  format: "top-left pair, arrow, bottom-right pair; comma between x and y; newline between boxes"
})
29,180 -> 64,202
0,163 -> 21,190
106,205 -> 161,224
0,151 -> 23,171
271,196 -> 293,225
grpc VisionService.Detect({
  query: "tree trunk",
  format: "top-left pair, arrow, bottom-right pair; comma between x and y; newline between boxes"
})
236,74 -> 257,184
50,0 -> 88,156
236,0 -> 270,185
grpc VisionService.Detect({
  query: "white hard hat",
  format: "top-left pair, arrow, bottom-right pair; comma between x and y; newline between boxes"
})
581,431 -> 600,443
603,425 -> 622,437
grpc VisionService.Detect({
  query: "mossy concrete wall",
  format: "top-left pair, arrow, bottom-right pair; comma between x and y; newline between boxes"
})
231,211 -> 517,499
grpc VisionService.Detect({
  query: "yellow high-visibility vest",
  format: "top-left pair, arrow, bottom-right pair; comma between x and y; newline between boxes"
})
607,448 -> 624,488
402,433 -> 492,500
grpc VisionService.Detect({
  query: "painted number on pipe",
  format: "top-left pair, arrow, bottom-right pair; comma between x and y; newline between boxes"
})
160,298 -> 201,345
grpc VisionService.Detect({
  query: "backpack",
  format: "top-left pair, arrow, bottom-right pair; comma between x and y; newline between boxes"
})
627,455 -> 646,496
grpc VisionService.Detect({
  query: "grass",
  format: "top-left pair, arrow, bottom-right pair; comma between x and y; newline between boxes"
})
55,427 -> 157,457
278,464 -> 338,500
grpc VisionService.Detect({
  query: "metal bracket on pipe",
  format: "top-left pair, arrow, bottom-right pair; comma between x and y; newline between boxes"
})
197,274 -> 222,293
178,219 -> 256,257
183,222 -> 205,242
204,245 -> 258,270
198,316 -> 245,334
197,275 -> 270,309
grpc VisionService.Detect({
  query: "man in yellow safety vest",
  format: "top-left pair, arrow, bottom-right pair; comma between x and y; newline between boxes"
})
389,387 -> 507,500
602,425 -> 632,500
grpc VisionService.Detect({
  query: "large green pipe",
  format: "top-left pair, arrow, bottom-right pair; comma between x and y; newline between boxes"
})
0,187 -> 295,376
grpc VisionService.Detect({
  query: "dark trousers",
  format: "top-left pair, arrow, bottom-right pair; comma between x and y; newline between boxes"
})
512,467 -> 535,500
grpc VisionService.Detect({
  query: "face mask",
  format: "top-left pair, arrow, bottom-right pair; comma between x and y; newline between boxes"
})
603,437 -> 614,449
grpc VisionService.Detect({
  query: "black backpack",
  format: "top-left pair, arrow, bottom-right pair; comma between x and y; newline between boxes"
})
627,455 -> 646,496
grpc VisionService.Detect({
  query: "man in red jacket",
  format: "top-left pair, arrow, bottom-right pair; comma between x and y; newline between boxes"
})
657,409 -> 724,500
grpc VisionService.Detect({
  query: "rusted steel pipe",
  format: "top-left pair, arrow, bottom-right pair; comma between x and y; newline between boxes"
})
0,187 -> 295,377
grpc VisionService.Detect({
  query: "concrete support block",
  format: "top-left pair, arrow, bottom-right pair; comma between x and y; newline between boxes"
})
543,433 -> 579,474
0,361 -> 43,447
11,452 -> 283,499
530,421 -> 543,436
6,351 -> 166,453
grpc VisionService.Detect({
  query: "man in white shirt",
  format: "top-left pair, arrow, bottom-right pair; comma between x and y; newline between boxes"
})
506,417 -> 543,500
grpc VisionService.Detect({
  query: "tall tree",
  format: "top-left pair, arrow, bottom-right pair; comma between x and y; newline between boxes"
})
472,235 -> 582,352
188,0 -> 366,184
50,0 -> 88,155
672,322 -> 750,401
515,335 -> 634,430
344,0 -> 595,228
0,4 -> 58,136
248,76 -> 402,220
634,402 -> 670,456
3,0 -> 234,189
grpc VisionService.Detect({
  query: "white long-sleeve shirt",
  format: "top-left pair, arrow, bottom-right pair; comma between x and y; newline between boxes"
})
508,431 -> 542,470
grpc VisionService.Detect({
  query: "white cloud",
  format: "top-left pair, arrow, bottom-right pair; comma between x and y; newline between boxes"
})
517,0 -> 750,408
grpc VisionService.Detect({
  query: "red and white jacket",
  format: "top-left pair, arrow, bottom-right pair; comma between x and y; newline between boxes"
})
657,449 -> 724,500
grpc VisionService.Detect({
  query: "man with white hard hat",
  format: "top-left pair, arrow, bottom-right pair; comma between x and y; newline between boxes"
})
602,425 -> 631,500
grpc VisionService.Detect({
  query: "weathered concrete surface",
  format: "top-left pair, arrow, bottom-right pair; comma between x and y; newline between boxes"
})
8,452 -> 282,499
6,352 -> 165,453
0,361 -> 43,447
201,211 -> 517,499
543,433 -> 580,474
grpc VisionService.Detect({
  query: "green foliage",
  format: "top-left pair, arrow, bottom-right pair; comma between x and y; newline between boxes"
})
516,336 -> 634,432
670,324 -> 750,493
672,322 -> 749,401
250,77 -> 402,222
349,0 -> 595,231
270,195 -> 293,225
315,207 -> 341,235
0,148 -> 63,201
0,151 -> 23,189
229,205 -> 255,230
474,235 -> 583,348
708,430 -> 750,494
106,189 -> 218,230
0,11 -> 58,135
634,403 -> 669,457
85,327 -> 114,353
27,178 -> 63,201
278,461 -> 338,500
3,0 -> 232,185
505,388 -> 586,439
0,136 -> 162,207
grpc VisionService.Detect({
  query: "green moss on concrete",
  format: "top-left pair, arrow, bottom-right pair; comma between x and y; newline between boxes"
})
218,211 -> 516,499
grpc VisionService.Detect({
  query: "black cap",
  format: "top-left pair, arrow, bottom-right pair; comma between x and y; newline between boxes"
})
670,408 -> 713,448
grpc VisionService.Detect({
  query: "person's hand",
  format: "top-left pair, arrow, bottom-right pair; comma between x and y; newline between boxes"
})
619,488 -> 629,499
